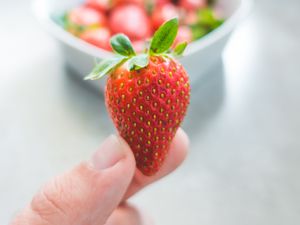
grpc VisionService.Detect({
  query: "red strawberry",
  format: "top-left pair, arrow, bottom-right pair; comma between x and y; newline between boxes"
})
109,4 -> 151,40
151,3 -> 179,30
179,0 -> 206,11
154,0 -> 171,6
85,19 -> 190,176
68,6 -> 107,27
113,0 -> 145,7
105,56 -> 189,175
80,27 -> 111,50
85,0 -> 111,12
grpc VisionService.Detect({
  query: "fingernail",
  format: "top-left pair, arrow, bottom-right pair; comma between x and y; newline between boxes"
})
91,135 -> 126,170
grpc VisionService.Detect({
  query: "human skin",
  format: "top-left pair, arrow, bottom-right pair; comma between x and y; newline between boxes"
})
10,128 -> 189,225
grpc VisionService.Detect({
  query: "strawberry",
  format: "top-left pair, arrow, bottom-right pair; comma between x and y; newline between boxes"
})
154,0 -> 171,6
85,19 -> 190,176
66,6 -> 107,35
113,0 -> 145,7
179,0 -> 207,11
68,6 -> 107,27
109,4 -> 151,40
151,3 -> 179,30
80,27 -> 111,50
85,0 -> 111,12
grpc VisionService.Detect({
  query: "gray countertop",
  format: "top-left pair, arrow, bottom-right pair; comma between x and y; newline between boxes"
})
1,0 -> 300,224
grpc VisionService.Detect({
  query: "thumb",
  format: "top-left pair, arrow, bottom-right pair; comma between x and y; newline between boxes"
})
11,135 -> 136,225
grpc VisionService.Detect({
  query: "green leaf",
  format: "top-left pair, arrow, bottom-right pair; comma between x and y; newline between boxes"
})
110,34 -> 136,57
173,42 -> 187,56
150,18 -> 179,54
188,7 -> 224,41
128,54 -> 149,71
197,8 -> 224,30
84,56 -> 126,80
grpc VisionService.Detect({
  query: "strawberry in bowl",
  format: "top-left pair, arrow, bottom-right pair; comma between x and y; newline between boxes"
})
64,6 -> 107,35
56,0 -> 224,51
80,27 -> 112,50
109,4 -> 151,40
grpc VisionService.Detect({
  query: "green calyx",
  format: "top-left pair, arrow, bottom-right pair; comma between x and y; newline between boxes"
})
85,18 -> 188,80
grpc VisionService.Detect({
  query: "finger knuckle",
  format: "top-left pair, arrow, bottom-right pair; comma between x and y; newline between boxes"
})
30,178 -> 68,223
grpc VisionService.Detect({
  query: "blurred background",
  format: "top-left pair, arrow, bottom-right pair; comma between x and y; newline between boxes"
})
1,0 -> 300,224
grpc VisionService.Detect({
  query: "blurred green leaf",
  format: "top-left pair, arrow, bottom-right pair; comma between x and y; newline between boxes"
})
52,13 -> 68,28
189,8 -> 224,41
197,8 -> 224,30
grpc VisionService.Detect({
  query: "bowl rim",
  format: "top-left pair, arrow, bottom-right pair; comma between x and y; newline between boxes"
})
32,0 -> 253,58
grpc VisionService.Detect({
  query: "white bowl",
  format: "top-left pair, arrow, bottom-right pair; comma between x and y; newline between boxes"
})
32,0 -> 252,91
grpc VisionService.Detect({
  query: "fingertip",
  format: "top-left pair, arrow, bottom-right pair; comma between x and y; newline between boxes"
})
115,135 -> 136,168
90,135 -> 135,172
176,128 -> 190,149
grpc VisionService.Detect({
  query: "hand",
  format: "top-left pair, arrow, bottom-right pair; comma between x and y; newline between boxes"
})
10,128 -> 188,225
